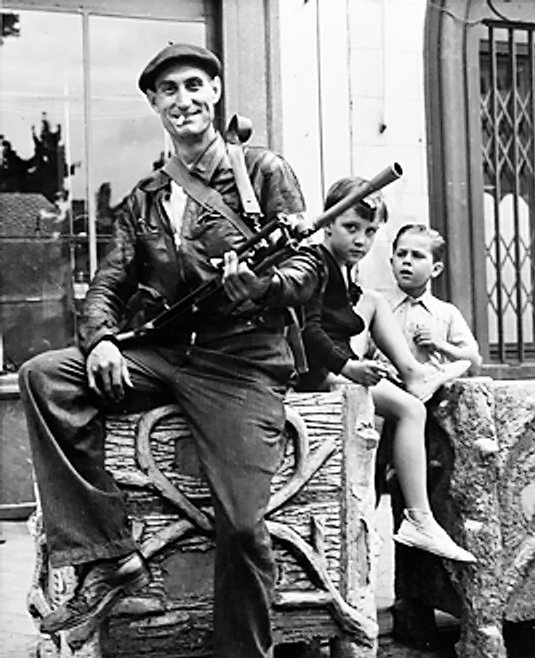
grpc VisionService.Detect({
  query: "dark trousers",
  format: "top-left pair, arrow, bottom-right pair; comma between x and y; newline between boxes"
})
19,341 -> 290,658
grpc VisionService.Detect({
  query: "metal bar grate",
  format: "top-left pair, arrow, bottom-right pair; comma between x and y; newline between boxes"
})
480,20 -> 535,365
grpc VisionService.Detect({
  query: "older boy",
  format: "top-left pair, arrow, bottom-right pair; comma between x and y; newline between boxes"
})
387,223 -> 482,370
297,176 -> 475,562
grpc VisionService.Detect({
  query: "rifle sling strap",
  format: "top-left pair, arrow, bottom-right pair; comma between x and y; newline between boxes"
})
226,142 -> 262,216
163,155 -> 254,240
162,148 -> 308,373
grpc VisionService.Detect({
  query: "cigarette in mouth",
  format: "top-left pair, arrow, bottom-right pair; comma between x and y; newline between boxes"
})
176,115 -> 186,126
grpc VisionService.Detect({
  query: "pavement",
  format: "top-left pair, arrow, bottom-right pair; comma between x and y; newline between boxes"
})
0,496 -> 465,658
0,520 -> 38,658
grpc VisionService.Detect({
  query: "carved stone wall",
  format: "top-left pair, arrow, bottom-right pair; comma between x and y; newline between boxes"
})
29,385 -> 380,658
391,377 -> 535,658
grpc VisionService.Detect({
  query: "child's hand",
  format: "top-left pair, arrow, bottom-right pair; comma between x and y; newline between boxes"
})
342,359 -> 389,387
412,325 -> 443,352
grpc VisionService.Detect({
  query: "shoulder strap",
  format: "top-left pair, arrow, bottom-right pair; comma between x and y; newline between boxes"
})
225,115 -> 262,217
227,142 -> 261,216
285,306 -> 309,374
163,155 -> 254,239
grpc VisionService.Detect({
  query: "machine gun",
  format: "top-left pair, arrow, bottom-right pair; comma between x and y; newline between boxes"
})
115,162 -> 403,345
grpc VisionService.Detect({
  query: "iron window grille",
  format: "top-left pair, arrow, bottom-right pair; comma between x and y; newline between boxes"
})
480,20 -> 535,365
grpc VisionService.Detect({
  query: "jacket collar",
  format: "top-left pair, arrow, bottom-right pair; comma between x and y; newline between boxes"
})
189,133 -> 230,182
139,133 -> 229,193
139,168 -> 171,193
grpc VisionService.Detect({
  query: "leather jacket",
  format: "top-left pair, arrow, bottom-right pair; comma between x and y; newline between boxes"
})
78,135 -> 321,356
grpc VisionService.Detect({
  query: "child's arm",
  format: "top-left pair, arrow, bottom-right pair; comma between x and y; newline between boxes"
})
340,358 -> 391,387
302,276 -> 386,387
303,301 -> 385,386
365,290 -> 422,376
302,289 -> 351,376
412,304 -> 482,370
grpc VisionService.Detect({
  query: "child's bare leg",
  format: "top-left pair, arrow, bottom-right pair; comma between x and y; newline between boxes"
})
368,294 -> 471,401
372,379 -> 476,562
372,379 -> 430,515
368,294 -> 427,386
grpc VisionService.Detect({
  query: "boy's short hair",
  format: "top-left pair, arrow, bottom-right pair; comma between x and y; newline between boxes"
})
324,176 -> 388,223
392,223 -> 445,262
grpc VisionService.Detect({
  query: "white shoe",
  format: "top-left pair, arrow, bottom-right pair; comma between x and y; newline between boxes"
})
406,359 -> 471,403
393,511 -> 476,563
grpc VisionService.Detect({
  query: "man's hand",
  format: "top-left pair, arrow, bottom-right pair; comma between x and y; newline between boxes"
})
86,339 -> 132,401
341,359 -> 389,387
222,250 -> 272,303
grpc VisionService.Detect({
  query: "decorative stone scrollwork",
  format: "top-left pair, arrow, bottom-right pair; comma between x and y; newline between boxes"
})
29,386 -> 380,657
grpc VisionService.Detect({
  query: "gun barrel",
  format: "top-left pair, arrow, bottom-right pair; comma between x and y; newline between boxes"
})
298,162 -> 403,238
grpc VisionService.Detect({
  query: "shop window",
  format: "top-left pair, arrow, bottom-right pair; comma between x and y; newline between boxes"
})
0,2 -> 212,371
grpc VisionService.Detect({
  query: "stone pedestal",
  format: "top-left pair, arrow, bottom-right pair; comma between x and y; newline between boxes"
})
29,385 -> 380,658
391,377 -> 535,658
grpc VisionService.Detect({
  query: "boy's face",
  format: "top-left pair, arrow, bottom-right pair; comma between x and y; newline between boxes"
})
325,208 -> 382,267
391,232 -> 443,295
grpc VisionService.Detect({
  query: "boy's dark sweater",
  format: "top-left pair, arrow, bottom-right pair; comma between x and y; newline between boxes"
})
297,244 -> 365,390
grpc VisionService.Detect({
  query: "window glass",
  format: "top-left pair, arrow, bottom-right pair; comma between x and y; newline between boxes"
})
0,7 -> 207,371
89,16 -> 205,208
0,10 -> 84,369
82,17 -> 205,300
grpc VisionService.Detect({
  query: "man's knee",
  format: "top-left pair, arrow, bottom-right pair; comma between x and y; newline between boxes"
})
18,348 -> 82,395
221,505 -> 271,551
224,523 -> 272,564
19,352 -> 54,392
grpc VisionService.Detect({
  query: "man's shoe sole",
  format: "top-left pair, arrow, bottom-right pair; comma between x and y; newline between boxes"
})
40,565 -> 150,634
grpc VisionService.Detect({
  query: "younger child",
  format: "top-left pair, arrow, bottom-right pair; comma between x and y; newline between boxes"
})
297,176 -> 475,563
386,223 -> 482,371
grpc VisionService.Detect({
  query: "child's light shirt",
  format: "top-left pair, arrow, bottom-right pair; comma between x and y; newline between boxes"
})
384,287 -> 479,365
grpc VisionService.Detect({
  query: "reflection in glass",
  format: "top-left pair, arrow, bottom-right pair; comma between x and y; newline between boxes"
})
0,7 -> 207,371
86,16 -> 205,288
89,16 -> 205,208
0,10 -> 84,370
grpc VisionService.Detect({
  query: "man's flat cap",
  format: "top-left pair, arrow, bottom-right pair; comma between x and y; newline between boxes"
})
138,43 -> 222,93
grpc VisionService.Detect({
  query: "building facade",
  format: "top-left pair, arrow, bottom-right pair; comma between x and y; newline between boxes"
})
2,0 -> 535,374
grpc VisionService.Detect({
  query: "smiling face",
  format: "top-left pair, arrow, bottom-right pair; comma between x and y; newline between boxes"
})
324,207 -> 382,268
146,61 -> 221,149
391,231 -> 443,297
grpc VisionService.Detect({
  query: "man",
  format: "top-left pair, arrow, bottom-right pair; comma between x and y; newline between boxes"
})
19,43 -> 320,658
